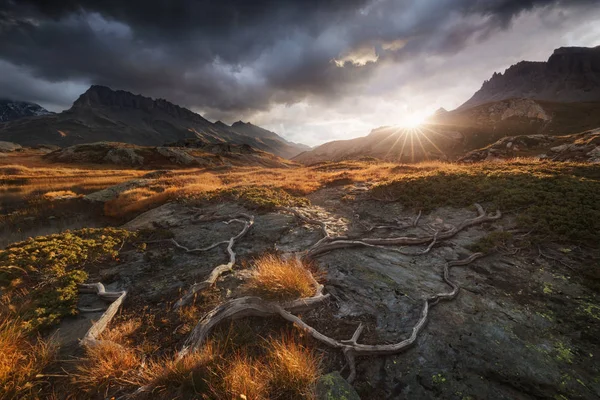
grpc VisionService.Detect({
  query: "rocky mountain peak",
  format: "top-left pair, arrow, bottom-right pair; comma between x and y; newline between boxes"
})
0,99 -> 52,122
71,85 -> 210,124
459,46 -> 600,110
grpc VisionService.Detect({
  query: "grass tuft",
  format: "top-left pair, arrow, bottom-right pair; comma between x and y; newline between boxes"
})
222,352 -> 268,400
266,334 -> 321,399
247,254 -> 316,301
73,341 -> 143,396
140,342 -> 221,398
0,317 -> 57,399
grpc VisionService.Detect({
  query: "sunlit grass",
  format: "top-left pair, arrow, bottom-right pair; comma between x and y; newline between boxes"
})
0,316 -> 57,399
266,334 -> 321,399
247,254 -> 317,301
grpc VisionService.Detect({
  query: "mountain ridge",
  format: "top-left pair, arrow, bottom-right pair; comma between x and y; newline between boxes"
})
0,99 -> 52,122
0,85 -> 308,159
459,45 -> 600,109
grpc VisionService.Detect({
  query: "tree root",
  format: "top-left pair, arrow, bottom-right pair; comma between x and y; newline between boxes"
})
141,203 -> 499,387
180,204 -> 496,382
180,251 -> 484,382
78,283 -> 127,348
306,204 -> 500,258
174,214 -> 255,309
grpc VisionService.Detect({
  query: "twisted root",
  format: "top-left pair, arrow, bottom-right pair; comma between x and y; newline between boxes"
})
174,214 -> 254,309
78,283 -> 127,348
180,252 -> 483,382
306,204 -> 500,258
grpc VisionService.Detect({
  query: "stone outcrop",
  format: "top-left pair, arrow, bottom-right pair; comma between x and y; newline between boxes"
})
459,129 -> 600,163
84,179 -> 152,202
460,46 -> 600,109
0,141 -> 22,152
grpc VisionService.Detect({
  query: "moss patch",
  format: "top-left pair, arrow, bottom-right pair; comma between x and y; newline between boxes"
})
196,186 -> 310,211
0,228 -> 135,333
372,161 -> 600,244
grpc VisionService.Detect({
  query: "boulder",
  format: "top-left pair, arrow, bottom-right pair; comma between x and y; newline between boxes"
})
84,179 -> 151,202
0,141 -> 22,152
316,372 -> 361,400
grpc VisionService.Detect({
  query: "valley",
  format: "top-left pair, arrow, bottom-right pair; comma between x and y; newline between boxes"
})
1,13 -> 599,398
1,153 -> 599,399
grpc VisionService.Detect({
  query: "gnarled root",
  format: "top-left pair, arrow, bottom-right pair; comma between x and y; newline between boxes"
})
174,214 -> 254,309
306,204 -> 500,258
180,252 -> 484,382
78,283 -> 127,348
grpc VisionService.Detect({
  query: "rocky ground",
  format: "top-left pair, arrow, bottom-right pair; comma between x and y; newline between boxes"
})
460,129 -> 600,163
50,179 -> 600,399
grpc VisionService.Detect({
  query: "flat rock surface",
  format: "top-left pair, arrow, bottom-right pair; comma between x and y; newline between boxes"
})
74,185 -> 599,399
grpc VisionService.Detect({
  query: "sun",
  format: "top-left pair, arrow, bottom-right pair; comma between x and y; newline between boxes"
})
403,112 -> 428,128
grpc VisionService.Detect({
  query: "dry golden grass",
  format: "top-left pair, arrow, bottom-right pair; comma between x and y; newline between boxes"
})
222,352 -> 268,400
2,156 -> 460,222
266,334 -> 321,399
60,317 -> 321,399
72,341 -> 144,397
1,164 -> 146,207
247,254 -> 316,301
139,342 -> 221,398
42,190 -> 80,200
0,317 -> 57,399
103,172 -> 222,218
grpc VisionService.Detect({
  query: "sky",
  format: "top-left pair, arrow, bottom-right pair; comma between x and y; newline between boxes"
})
0,1 -> 599,147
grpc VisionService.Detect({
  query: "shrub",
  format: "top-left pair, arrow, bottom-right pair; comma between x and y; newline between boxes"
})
0,228 -> 135,332
199,186 -> 310,211
372,162 -> 600,244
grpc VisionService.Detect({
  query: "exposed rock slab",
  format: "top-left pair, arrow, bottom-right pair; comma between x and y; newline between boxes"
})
84,178 -> 151,202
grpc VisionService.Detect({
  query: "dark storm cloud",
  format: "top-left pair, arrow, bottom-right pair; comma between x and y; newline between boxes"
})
0,0 -> 596,114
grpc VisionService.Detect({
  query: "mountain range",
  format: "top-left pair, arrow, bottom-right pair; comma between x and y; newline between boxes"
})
0,85 -> 309,159
2,45 -> 599,164
294,45 -> 600,164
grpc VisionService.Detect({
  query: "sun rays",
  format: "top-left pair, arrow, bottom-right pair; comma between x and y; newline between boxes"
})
380,121 -> 453,162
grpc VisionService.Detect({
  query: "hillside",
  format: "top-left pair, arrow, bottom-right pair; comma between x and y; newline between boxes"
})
43,141 -> 297,168
295,99 -> 600,164
459,46 -> 600,109
459,128 -> 600,162
0,86 -> 307,159
295,46 -> 600,164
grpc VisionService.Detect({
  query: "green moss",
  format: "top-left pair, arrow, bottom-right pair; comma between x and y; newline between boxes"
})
432,373 -> 447,384
0,228 -> 135,333
371,161 -> 600,245
536,311 -> 556,322
197,186 -> 310,211
543,283 -> 554,295
580,302 -> 600,321
555,341 -> 574,364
